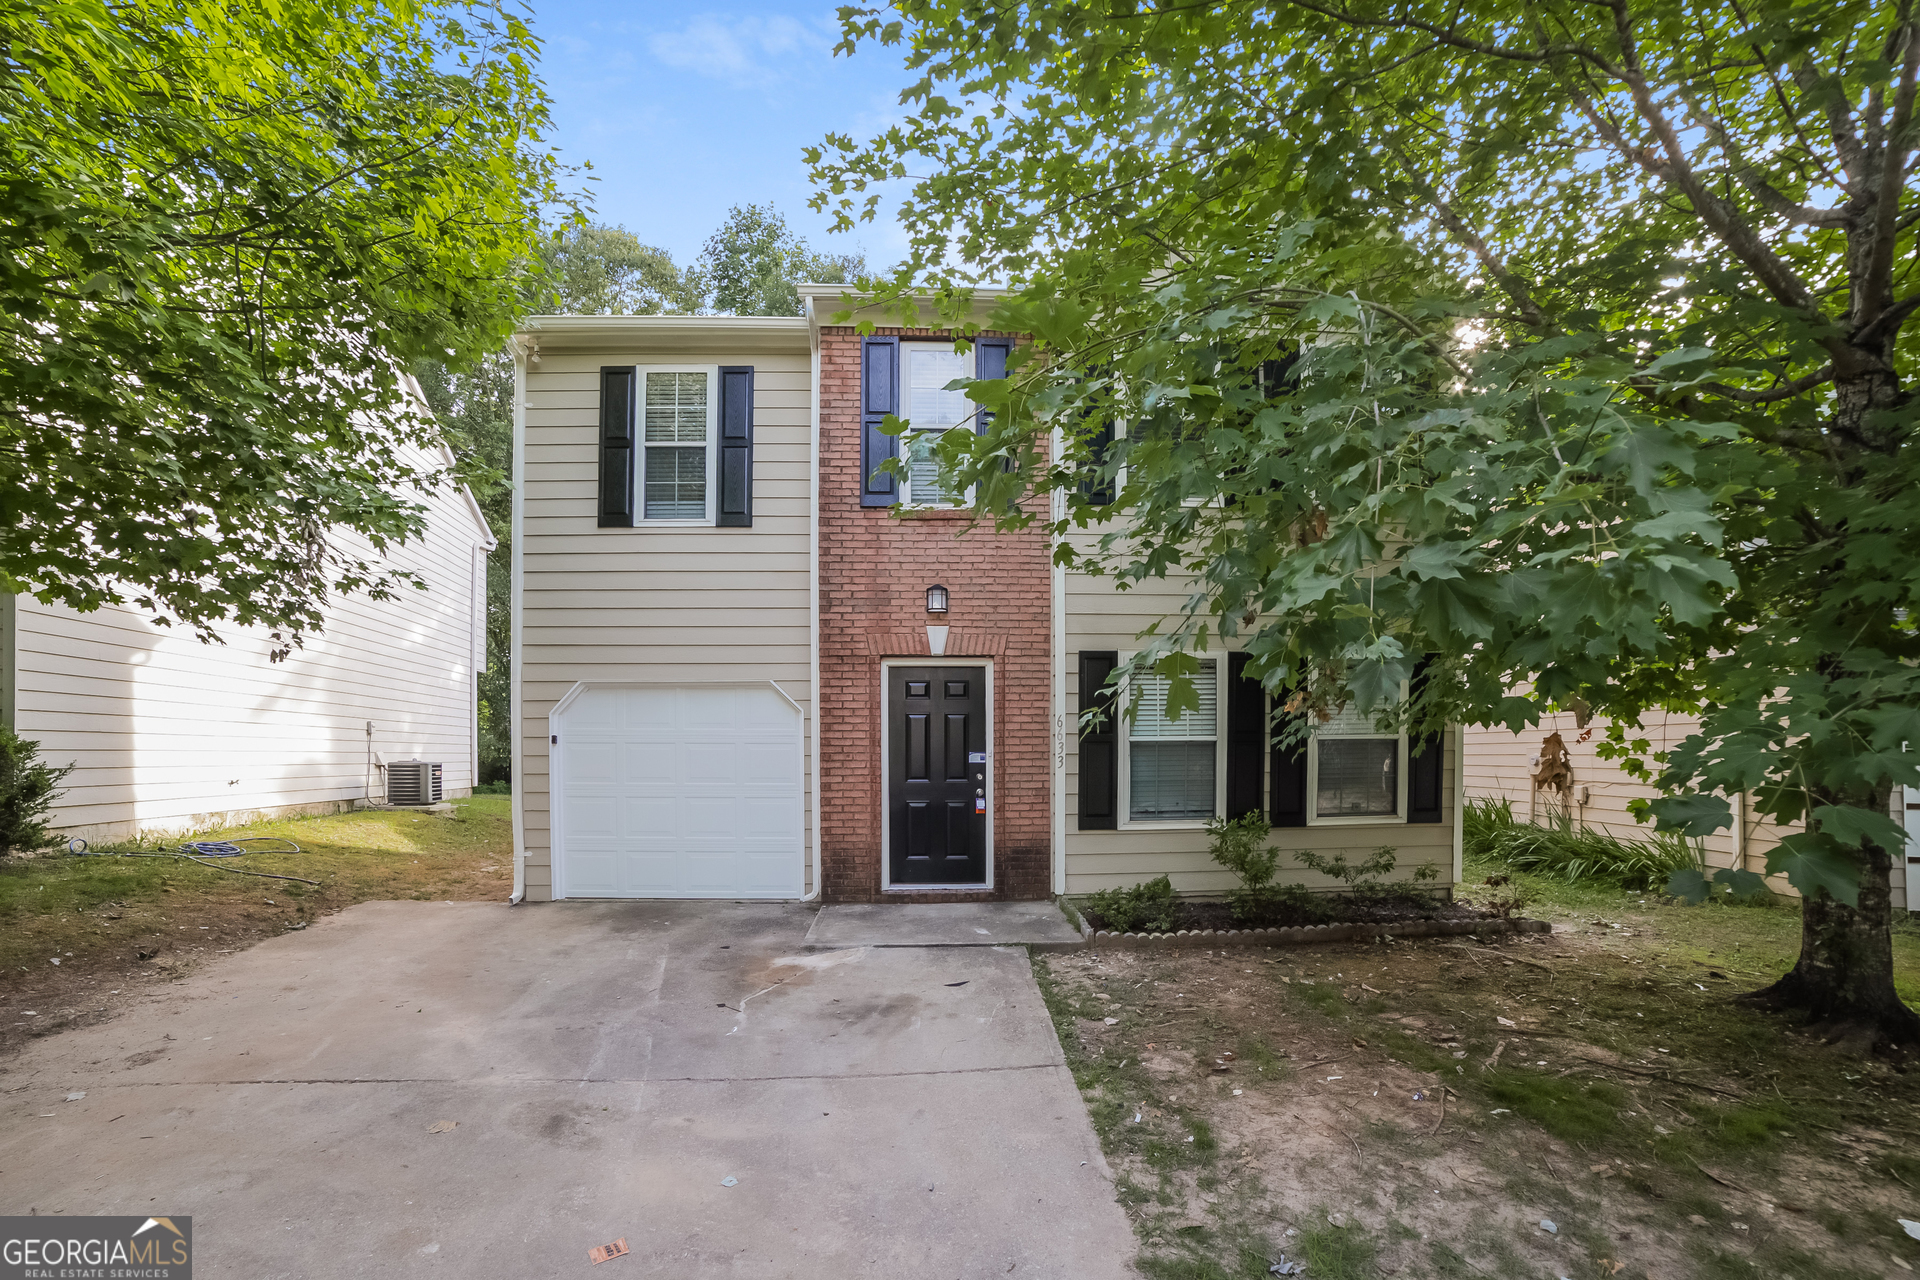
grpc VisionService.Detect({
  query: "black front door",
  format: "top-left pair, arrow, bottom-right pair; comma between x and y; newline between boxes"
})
888,666 -> 988,885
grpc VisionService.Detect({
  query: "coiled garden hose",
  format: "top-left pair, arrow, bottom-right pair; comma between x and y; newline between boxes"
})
68,835 -> 319,885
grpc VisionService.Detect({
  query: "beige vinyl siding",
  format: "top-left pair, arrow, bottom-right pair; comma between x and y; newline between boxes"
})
517,344 -> 813,901
1063,560 -> 1457,896
1460,714 -> 1918,909
16,452 -> 490,843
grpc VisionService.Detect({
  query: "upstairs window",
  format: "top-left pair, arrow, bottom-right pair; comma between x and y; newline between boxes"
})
643,370 -> 713,521
900,345 -> 974,507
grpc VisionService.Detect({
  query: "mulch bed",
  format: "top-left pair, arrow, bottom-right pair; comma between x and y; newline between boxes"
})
1080,894 -> 1511,935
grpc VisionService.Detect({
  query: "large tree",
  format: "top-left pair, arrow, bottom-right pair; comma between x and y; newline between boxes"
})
696,203 -> 867,316
2,0 -> 570,647
418,223 -> 702,780
813,1 -> 1920,1042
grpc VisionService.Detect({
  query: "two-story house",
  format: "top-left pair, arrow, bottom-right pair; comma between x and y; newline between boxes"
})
505,288 -> 1461,905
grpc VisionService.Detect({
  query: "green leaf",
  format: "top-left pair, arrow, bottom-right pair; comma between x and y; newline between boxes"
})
1810,804 -> 1906,854
1347,656 -> 1409,712
1646,794 -> 1732,838
1767,833 -> 1862,906
1711,868 -> 1771,900
1666,867 -> 1710,905
1633,497 -> 1724,547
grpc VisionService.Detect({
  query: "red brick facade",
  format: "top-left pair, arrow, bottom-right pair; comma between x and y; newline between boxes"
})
817,326 -> 1053,902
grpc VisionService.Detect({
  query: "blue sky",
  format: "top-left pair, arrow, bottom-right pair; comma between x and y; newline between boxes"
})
525,0 -> 919,272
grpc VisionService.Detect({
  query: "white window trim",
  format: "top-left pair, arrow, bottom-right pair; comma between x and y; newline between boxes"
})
1117,654 -> 1225,829
898,342 -> 975,509
1104,420 -> 1221,511
1305,693 -> 1409,826
637,364 -> 719,525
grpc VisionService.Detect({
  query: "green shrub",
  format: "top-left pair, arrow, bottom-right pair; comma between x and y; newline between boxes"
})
1295,845 -> 1440,902
1465,796 -> 1696,890
0,723 -> 72,856
1205,811 -> 1328,923
1461,796 -> 1514,860
1084,874 -> 1178,933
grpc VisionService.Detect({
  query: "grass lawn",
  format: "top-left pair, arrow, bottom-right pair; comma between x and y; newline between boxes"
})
1039,849 -> 1920,1280
0,796 -> 512,1054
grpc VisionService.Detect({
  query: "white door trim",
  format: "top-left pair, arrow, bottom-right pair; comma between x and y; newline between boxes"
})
879,657 -> 994,892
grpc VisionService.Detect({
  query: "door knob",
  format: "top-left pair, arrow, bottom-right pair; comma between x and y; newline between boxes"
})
976,788 -> 984,797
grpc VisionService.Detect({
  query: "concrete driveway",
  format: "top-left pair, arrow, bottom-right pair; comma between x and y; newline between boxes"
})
0,901 -> 1134,1278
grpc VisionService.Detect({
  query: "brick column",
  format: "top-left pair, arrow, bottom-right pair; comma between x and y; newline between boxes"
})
817,326 -> 1053,902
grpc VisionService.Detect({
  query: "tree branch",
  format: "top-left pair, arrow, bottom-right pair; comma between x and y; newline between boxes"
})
1696,364 -> 1835,402
1789,51 -> 1867,182
1860,20 -> 1920,327
1385,141 -> 1554,330
1679,87 -> 1849,227
1590,0 -> 1842,364
1278,0 -> 1626,77
1855,292 -> 1920,348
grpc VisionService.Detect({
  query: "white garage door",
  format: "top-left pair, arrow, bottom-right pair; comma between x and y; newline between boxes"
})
556,684 -> 804,898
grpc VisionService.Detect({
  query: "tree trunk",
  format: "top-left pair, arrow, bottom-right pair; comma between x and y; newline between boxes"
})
1743,829 -> 1920,1047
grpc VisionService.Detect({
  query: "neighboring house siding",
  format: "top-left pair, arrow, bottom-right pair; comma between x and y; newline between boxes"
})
1462,715 -> 1914,911
516,339 -> 814,902
16,457 -> 489,843
815,325 -> 1053,902
1063,563 -> 1458,896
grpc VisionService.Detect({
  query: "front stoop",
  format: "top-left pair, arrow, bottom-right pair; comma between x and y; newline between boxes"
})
803,900 -> 1085,950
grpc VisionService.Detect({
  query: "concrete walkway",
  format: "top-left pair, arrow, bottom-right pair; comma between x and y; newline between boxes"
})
0,901 -> 1133,1279
804,900 -> 1084,949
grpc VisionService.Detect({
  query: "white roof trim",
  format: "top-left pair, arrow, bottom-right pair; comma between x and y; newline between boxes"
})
518,314 -> 807,336
795,281 -> 1010,300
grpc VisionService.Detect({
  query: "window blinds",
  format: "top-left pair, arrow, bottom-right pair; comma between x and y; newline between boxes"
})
1129,661 -> 1217,821
643,372 -> 708,519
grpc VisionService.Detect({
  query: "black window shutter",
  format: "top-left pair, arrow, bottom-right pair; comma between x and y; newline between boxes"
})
1077,650 -> 1119,830
717,365 -> 754,527
974,337 -> 1013,421
1226,653 -> 1264,819
974,336 -> 1018,507
860,336 -> 899,506
598,366 -> 636,528
1407,656 -> 1444,823
1270,680 -> 1308,828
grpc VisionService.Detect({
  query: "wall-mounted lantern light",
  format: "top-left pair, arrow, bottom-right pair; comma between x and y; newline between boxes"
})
925,584 -> 950,614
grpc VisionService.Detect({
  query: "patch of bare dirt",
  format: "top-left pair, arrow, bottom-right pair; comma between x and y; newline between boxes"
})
1038,927 -> 1920,1279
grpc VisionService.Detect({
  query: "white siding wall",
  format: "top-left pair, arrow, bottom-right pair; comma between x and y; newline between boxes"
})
16,447 -> 491,842
517,340 -> 814,902
1063,561 -> 1458,896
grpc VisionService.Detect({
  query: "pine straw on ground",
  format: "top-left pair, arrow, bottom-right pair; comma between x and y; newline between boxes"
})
0,797 -> 512,1057
1038,911 -> 1920,1280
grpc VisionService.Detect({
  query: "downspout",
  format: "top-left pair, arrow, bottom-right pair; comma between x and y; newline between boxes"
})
508,335 -> 531,905
1451,725 -> 1465,892
1733,789 -> 1748,873
1051,425 -> 1067,897
803,296 -> 823,902
0,589 -> 14,730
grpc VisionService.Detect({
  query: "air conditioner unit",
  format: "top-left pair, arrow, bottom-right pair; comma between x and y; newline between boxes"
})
386,760 -> 444,806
